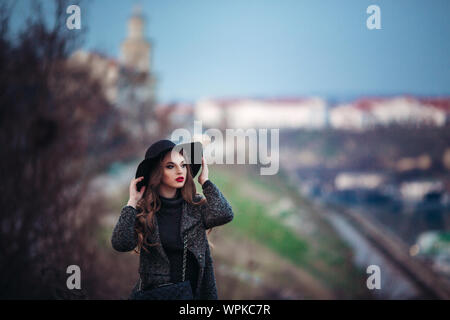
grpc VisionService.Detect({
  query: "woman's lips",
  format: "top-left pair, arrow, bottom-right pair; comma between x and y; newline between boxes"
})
176,177 -> 184,182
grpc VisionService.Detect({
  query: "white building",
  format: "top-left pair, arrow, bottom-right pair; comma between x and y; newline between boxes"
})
328,102 -> 372,131
334,172 -> 386,190
400,180 -> 443,203
195,97 -> 328,129
330,96 -> 448,130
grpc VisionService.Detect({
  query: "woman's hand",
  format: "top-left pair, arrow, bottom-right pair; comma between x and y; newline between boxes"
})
127,177 -> 146,208
198,156 -> 209,186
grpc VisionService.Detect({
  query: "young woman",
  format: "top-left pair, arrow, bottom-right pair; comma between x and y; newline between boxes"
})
111,139 -> 234,300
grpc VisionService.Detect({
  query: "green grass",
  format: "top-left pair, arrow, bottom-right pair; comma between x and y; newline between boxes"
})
438,232 -> 450,243
205,166 -> 372,298
231,196 -> 309,266
279,209 -> 293,219
205,167 -> 311,267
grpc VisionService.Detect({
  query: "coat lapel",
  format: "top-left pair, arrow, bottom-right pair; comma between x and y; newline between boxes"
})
151,200 -> 199,265
181,200 -> 201,236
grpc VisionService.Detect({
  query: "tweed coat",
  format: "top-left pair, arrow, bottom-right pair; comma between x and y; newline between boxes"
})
111,179 -> 234,300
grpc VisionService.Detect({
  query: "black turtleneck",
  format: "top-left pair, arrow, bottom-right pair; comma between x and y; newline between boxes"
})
156,189 -> 198,294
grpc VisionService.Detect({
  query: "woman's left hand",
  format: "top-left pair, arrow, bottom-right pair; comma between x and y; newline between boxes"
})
198,156 -> 209,186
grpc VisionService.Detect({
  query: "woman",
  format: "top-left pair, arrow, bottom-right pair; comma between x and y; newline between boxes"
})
111,139 -> 234,300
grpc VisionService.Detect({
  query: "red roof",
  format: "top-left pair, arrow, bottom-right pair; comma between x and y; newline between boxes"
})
206,96 -> 316,108
418,97 -> 450,112
350,96 -> 450,112
352,97 -> 390,111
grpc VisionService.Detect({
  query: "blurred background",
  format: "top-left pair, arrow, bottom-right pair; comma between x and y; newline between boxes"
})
1,0 -> 449,299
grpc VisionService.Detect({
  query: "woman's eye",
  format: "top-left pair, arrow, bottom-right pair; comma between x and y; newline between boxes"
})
182,164 -> 186,168
166,165 -> 173,169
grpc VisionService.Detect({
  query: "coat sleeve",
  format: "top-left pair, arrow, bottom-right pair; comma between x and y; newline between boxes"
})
200,179 -> 234,229
111,205 -> 139,252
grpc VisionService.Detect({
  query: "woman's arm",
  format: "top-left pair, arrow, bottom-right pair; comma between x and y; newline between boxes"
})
111,205 -> 139,252
200,179 -> 234,229
111,177 -> 145,252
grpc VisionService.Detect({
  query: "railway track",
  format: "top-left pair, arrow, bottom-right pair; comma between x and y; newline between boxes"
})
315,201 -> 450,299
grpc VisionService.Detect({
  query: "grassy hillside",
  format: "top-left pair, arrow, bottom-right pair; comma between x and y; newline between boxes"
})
199,164 -> 373,299
96,163 -> 373,299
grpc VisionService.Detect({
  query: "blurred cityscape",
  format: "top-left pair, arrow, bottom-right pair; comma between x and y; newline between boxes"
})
1,0 -> 449,299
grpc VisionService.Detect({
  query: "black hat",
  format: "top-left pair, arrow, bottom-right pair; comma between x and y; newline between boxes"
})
135,139 -> 203,192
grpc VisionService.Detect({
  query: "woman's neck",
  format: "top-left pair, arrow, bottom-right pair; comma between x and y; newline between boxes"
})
158,184 -> 179,199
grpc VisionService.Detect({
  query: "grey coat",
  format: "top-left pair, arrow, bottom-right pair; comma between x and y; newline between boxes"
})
111,180 -> 234,300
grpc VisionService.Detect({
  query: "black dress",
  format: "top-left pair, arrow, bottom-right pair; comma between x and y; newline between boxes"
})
156,189 -> 199,295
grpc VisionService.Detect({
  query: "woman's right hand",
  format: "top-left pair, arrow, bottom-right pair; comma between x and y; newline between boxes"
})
127,177 -> 146,208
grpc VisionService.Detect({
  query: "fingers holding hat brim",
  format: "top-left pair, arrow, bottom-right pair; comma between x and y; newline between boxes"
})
190,163 -> 202,178
172,141 -> 203,178
135,158 -> 155,192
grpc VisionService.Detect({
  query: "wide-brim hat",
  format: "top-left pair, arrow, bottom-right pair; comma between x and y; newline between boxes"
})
135,139 -> 203,192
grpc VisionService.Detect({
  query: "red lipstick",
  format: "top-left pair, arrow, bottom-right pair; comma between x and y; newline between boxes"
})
176,177 -> 184,182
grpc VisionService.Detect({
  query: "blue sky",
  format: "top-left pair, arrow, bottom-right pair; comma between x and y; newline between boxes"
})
10,0 -> 450,104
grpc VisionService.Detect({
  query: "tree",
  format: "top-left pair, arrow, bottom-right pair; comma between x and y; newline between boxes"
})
0,0 -> 127,298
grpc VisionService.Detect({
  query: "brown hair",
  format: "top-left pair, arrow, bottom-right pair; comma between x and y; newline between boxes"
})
133,148 -> 212,254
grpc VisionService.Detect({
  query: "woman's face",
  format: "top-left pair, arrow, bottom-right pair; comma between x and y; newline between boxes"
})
160,150 -> 187,189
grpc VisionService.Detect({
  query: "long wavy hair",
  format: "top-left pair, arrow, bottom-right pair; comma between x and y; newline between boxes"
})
133,148 -> 212,254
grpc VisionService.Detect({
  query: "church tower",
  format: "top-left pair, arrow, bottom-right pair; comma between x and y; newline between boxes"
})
120,5 -> 151,73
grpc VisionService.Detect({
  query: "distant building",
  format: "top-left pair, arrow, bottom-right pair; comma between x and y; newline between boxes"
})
68,5 -> 158,139
116,5 -> 157,109
334,172 -> 386,190
329,96 -> 449,130
400,179 -> 444,203
120,5 -> 152,74
419,97 -> 450,124
195,97 -> 328,130
328,102 -> 372,131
